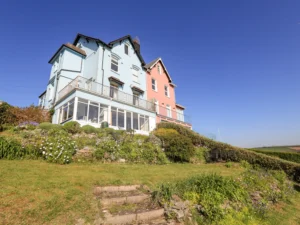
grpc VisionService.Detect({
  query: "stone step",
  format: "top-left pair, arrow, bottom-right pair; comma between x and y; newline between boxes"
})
94,185 -> 140,194
97,208 -> 165,225
101,194 -> 150,207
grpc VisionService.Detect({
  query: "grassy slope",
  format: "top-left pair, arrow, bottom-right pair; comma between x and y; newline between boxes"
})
0,160 -> 243,225
251,146 -> 300,153
266,191 -> 300,225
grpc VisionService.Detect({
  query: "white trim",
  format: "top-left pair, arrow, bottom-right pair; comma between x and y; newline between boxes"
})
146,58 -> 172,82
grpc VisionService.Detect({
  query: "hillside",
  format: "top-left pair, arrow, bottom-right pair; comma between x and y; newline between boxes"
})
1,121 -> 300,224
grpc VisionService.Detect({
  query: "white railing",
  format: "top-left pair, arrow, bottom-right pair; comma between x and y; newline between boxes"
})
58,76 -> 156,112
157,105 -> 192,125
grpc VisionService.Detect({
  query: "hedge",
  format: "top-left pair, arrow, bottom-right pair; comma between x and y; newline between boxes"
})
156,123 -> 300,182
253,150 -> 300,164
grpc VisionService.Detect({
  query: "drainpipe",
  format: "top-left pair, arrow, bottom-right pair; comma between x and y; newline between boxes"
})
52,73 -> 59,106
101,47 -> 105,95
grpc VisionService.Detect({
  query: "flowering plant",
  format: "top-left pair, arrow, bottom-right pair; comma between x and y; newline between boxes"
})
40,135 -> 78,164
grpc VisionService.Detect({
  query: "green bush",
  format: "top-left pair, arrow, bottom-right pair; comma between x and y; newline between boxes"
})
63,121 -> 81,134
155,174 -> 249,223
93,136 -> 168,164
154,128 -> 195,162
40,133 -> 78,164
190,147 -> 209,163
81,125 -> 98,134
157,123 -> 300,182
0,136 -> 25,159
253,150 -> 300,164
38,122 -> 62,131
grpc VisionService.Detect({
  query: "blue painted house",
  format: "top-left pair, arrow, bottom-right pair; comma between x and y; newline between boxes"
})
39,34 -> 156,134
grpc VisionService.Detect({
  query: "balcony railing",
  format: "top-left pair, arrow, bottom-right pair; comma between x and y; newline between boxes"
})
157,105 -> 192,126
57,76 -> 156,112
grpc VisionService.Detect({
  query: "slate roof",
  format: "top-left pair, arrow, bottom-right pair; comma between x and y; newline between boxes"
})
73,34 -> 145,65
48,43 -> 86,63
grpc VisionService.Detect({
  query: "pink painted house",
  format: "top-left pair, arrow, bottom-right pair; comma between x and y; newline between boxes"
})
144,58 -> 192,128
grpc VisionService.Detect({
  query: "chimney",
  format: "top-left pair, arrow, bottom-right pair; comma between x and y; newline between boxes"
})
133,36 -> 140,54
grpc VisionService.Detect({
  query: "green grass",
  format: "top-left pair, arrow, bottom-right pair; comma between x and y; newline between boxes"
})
266,191 -> 300,225
251,146 -> 300,153
0,160 -> 243,225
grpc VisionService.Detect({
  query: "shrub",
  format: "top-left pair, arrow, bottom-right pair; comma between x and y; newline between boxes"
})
154,128 -> 195,162
38,122 -> 62,131
0,136 -> 25,159
81,125 -> 98,134
18,121 -> 39,130
155,174 -> 249,223
63,121 -> 81,134
253,150 -> 300,164
157,123 -> 300,182
0,102 -> 15,131
40,133 -> 78,164
190,147 -> 209,164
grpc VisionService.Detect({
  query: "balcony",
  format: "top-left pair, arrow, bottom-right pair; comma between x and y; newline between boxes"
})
157,105 -> 192,127
57,76 -> 156,112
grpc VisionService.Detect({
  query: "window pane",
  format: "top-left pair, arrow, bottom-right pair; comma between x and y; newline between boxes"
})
88,104 -> 99,123
110,86 -> 118,98
111,63 -> 118,72
99,105 -> 108,123
111,107 -> 117,126
118,109 -> 124,128
68,102 -> 74,119
133,95 -> 139,106
133,113 -> 138,130
126,112 -> 132,130
77,102 -> 88,121
63,106 -> 68,121
139,115 -> 144,131
125,45 -> 128,55
141,116 -> 149,131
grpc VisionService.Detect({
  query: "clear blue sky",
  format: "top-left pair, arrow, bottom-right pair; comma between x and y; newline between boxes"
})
0,0 -> 299,147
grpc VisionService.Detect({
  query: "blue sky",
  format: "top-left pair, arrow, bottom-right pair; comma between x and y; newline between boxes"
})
0,0 -> 299,147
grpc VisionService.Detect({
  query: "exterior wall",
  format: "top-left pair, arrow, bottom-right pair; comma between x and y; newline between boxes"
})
75,38 -> 147,100
146,61 -> 177,118
76,37 -> 100,80
53,90 -> 156,134
44,48 -> 85,109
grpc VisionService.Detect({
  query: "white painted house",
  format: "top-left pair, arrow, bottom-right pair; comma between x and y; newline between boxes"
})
39,34 -> 156,134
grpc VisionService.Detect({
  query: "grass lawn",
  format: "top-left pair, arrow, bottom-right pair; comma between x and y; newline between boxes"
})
0,160 -> 243,225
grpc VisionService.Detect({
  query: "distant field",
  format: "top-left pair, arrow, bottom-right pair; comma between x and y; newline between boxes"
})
251,146 -> 300,153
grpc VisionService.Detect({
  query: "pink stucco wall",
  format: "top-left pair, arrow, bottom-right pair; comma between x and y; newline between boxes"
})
147,60 -> 176,117
146,60 -> 191,128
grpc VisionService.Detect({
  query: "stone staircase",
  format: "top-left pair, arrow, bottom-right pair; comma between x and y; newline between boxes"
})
93,185 -> 172,225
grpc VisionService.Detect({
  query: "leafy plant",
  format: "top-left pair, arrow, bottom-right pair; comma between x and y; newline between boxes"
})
63,121 -> 81,134
40,133 -> 78,164
154,128 -> 195,162
0,136 -> 25,159
81,125 -> 98,134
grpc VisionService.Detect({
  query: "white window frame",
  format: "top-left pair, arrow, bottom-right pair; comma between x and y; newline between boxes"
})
166,105 -> 172,118
152,78 -> 157,91
124,44 -> 129,55
164,85 -> 169,97
132,68 -> 139,83
111,56 -> 119,72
